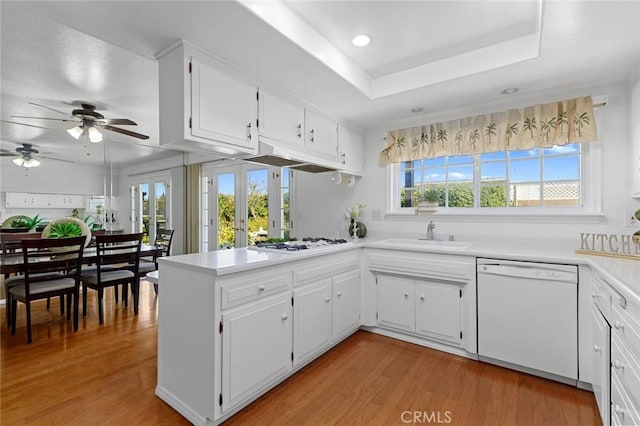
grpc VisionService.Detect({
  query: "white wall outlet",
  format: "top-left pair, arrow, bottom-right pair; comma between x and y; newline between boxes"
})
625,208 -> 640,227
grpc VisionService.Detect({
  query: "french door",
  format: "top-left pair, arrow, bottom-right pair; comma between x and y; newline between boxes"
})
201,163 -> 290,251
130,175 -> 170,244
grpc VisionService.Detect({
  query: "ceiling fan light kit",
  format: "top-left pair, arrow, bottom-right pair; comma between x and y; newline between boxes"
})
66,125 -> 84,139
12,156 -> 40,168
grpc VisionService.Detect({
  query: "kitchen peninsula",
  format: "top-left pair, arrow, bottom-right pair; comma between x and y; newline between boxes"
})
156,239 -> 640,426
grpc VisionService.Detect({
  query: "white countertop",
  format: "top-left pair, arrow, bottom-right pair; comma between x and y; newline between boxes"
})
159,237 -> 639,302
159,242 -> 360,276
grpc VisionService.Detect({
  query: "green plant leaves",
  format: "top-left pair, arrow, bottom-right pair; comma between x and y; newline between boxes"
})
48,221 -> 82,238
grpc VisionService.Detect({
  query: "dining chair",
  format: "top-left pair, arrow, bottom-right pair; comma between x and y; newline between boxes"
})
137,229 -> 174,295
82,233 -> 142,324
1,232 -> 45,327
8,236 -> 85,343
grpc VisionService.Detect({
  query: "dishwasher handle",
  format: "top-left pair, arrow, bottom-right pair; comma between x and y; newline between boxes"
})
478,264 -> 577,283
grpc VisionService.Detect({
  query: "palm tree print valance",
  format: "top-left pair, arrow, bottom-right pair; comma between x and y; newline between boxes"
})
379,96 -> 597,166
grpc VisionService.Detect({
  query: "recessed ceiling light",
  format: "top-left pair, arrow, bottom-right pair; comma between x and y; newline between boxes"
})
410,107 -> 424,113
352,34 -> 371,47
501,88 -> 519,95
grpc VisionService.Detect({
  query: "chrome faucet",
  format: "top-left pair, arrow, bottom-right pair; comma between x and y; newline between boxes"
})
426,221 -> 436,240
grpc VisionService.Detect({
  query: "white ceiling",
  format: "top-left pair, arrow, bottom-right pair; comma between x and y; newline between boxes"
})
1,0 -> 639,167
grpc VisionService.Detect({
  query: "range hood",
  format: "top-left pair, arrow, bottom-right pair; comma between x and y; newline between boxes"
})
242,141 -> 339,173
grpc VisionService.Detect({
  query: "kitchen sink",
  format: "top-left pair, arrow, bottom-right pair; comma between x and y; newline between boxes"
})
378,238 -> 473,250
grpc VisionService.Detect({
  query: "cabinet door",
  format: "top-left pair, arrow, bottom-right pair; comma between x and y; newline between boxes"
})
591,305 -> 611,426
305,111 -> 337,161
257,89 -> 305,147
333,269 -> 361,341
376,275 -> 415,332
293,278 -> 333,366
221,293 -> 292,412
191,57 -> 256,150
5,192 -> 29,208
415,281 -> 462,346
28,193 -> 50,208
337,125 -> 363,173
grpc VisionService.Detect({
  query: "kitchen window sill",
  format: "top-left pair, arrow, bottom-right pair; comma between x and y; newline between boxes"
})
385,210 -> 605,224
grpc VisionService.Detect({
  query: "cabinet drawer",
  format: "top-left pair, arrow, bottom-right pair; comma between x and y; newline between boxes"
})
612,332 -> 640,409
592,273 -> 613,318
220,268 -> 291,309
294,252 -> 359,287
611,299 -> 640,364
611,373 -> 640,426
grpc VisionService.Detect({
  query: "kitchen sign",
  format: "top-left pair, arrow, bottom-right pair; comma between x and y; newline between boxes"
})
576,232 -> 640,260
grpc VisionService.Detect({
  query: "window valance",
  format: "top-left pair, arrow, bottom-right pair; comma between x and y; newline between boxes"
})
379,96 -> 597,166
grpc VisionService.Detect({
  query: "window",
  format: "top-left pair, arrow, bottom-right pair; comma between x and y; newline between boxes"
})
397,144 -> 583,210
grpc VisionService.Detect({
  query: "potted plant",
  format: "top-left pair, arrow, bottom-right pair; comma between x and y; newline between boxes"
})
1,214 -> 45,231
415,188 -> 440,214
42,217 -> 92,249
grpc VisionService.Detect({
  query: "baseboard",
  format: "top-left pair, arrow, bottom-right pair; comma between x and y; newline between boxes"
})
155,386 -> 212,426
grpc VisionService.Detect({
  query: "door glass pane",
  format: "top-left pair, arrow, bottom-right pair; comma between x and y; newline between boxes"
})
218,173 -> 235,249
201,176 -> 209,252
247,168 -> 269,246
281,169 -> 290,240
140,183 -> 150,243
154,182 -> 167,239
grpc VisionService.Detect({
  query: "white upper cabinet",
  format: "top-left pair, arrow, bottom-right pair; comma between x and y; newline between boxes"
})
304,111 -> 338,162
632,76 -> 640,198
257,89 -> 305,147
337,125 -> 363,174
158,42 -> 257,156
190,58 -> 256,150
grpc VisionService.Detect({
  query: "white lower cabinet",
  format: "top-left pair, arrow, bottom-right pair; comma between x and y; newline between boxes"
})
333,269 -> 361,341
591,304 -> 611,426
415,281 -> 462,345
221,293 -> 293,412
293,278 -> 333,366
376,275 -> 415,332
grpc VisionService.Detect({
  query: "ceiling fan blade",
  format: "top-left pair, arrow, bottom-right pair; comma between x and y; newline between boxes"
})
10,115 -> 78,123
100,124 -> 150,140
0,152 -> 16,157
39,155 -> 75,164
98,118 -> 137,126
1,119 -> 57,130
28,102 -> 70,117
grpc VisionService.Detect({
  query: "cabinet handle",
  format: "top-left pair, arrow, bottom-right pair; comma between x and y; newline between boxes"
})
325,297 -> 331,303
296,124 -> 302,138
310,128 -> 314,142
341,153 -> 346,164
281,314 -> 288,321
591,292 -> 599,299
404,292 -> 409,298
420,295 -> 425,301
258,285 -> 265,292
614,405 -> 625,416
593,345 -> 602,352
247,123 -> 252,140
613,360 -> 625,370
614,321 -> 624,330
337,292 -> 342,297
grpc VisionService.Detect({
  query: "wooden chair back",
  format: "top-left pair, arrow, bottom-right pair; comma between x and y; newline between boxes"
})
21,236 -> 86,294
1,232 -> 42,255
95,233 -> 143,274
155,229 -> 175,257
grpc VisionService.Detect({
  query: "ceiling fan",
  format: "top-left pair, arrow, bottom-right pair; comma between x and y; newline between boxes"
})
10,102 -> 150,142
0,143 -> 73,168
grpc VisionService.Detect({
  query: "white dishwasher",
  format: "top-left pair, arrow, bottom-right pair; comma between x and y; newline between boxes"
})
476,258 -> 578,383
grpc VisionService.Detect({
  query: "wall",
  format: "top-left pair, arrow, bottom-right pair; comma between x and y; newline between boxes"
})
0,160 -> 105,224
116,154 -> 186,255
296,81 -> 640,250
631,69 -> 640,197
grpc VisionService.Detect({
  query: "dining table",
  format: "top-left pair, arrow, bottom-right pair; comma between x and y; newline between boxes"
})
0,244 -> 161,275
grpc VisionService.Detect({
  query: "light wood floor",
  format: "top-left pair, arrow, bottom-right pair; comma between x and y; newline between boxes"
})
1,283 -> 600,425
